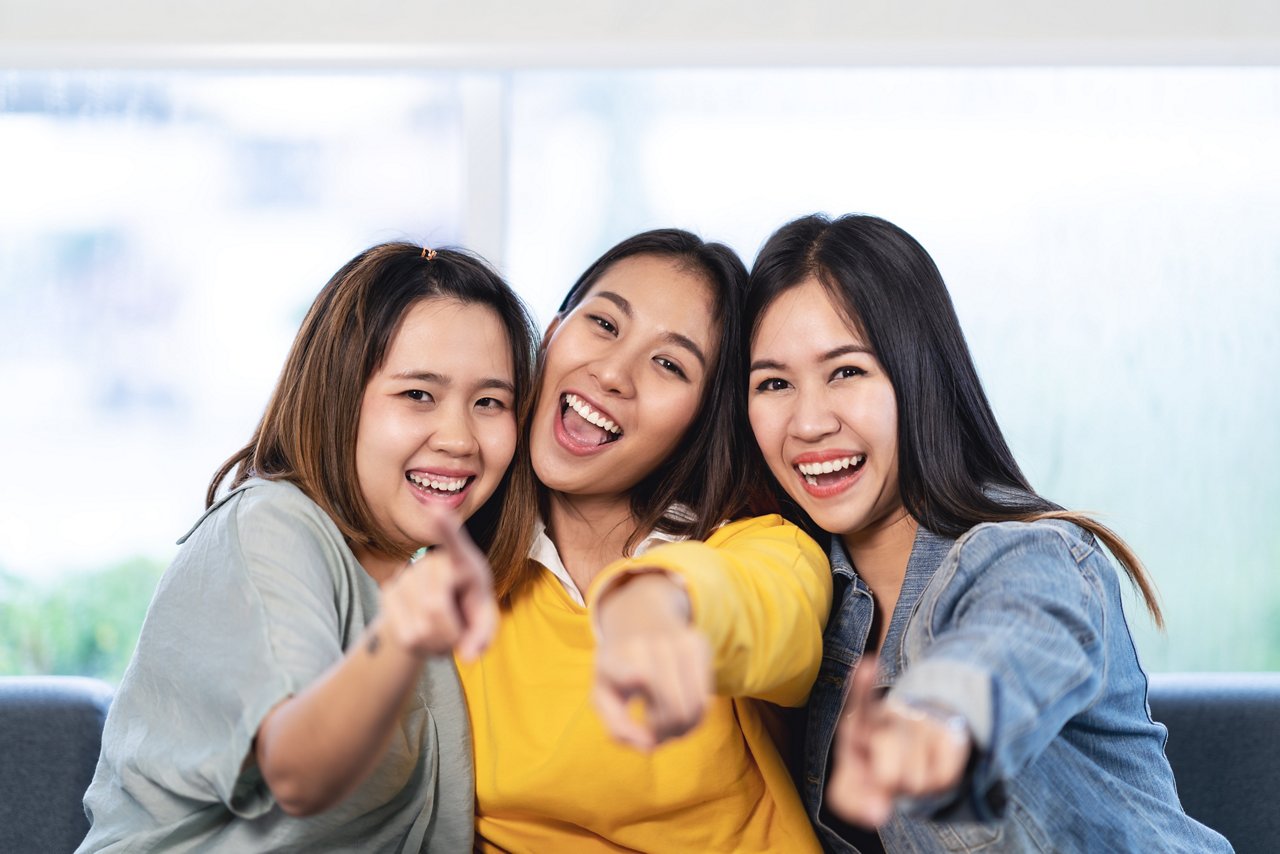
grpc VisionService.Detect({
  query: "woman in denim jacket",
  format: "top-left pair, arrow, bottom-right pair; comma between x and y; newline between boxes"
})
745,213 -> 1231,853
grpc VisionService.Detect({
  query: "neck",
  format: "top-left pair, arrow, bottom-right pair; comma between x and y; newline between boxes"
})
842,507 -> 918,637
545,490 -> 637,592
351,542 -> 406,588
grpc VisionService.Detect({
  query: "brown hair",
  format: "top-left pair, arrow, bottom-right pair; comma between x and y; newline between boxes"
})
494,228 -> 750,601
207,242 -> 538,574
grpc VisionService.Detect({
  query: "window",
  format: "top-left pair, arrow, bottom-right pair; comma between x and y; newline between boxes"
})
504,69 -> 1280,672
3,67 -> 1277,678
1,71 -> 467,678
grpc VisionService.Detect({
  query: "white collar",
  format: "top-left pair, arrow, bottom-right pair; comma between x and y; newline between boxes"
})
529,509 -> 693,606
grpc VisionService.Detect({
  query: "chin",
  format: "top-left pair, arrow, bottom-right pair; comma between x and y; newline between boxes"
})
800,507 -> 858,538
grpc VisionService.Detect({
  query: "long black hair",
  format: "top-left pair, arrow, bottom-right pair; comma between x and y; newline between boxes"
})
746,214 -> 1163,624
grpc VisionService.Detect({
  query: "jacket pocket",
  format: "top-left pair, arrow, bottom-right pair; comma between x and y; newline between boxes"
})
934,820 -> 1004,852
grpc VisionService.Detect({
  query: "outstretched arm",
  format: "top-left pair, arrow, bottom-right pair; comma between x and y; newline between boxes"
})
827,522 -> 1109,825
255,517 -> 497,815
826,656 -> 972,827
588,514 -> 832,749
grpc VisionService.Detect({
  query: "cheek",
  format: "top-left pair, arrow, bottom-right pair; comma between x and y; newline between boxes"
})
531,365 -> 563,425
869,388 -> 899,451
537,328 -> 577,390
747,401 -> 784,461
481,416 -> 518,471
657,385 -> 706,443
355,400 -> 420,478
353,402 -> 384,480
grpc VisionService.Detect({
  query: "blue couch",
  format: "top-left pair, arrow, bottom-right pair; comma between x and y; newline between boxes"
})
1,673 -> 1277,852
0,676 -> 112,854
1147,672 -> 1280,853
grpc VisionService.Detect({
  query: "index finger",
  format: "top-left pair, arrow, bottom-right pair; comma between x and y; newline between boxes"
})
455,580 -> 499,661
431,511 -> 493,592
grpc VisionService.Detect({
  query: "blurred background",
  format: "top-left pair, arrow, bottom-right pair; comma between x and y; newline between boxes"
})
2,1 -> 1278,681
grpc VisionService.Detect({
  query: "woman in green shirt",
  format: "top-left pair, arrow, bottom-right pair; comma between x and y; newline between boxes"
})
78,243 -> 536,853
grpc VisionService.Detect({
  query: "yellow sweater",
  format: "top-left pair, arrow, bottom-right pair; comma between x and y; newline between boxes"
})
456,514 -> 833,853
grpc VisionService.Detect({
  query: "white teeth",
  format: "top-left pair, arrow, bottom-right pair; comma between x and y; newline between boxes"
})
805,475 -> 818,486
796,455 -> 865,477
564,393 -> 622,434
408,472 -> 468,492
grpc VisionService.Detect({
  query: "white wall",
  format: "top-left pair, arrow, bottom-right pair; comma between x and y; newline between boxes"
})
2,0 -> 1279,66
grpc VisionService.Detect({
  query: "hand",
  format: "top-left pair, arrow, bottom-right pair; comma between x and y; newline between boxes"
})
377,511 -> 499,662
827,655 -> 972,827
592,572 -> 712,751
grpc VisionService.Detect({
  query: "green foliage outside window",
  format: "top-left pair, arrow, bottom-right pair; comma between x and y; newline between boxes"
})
0,559 -> 164,684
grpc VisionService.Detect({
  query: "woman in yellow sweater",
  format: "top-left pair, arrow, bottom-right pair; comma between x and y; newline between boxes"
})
456,229 -> 832,852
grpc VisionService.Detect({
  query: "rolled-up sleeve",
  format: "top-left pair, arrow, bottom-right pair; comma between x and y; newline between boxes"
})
588,514 -> 832,707
116,486 -> 350,817
889,522 -> 1107,819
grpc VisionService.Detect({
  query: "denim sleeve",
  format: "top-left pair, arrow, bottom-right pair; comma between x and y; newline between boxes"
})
887,522 -> 1107,821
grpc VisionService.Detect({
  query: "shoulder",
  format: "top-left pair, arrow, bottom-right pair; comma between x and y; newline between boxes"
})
231,477 -> 326,522
620,514 -> 827,580
953,518 -> 1098,570
181,478 -> 349,569
933,519 -> 1108,611
711,514 -> 798,540
706,517 -> 824,558
197,477 -> 333,534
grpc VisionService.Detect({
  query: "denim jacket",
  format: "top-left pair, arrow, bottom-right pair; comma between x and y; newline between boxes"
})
802,519 -> 1233,853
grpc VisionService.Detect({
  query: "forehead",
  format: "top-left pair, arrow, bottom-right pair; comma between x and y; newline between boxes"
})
384,297 -> 513,376
751,278 -> 866,356
583,254 -> 719,339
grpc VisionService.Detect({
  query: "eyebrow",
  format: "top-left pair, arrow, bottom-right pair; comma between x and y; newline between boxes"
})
390,370 -> 516,394
664,332 -> 707,368
749,344 -> 873,373
821,344 -> 874,360
592,290 -> 707,368
595,291 -> 633,317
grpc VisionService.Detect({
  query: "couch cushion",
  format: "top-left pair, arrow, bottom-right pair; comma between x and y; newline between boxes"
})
1149,672 -> 1280,854
0,676 -> 113,854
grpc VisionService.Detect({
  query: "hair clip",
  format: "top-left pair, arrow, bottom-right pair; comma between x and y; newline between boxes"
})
421,247 -> 438,261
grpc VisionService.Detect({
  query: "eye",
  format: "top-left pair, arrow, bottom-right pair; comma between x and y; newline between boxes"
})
831,365 -> 866,381
404,389 -> 433,403
654,356 -> 687,379
754,377 -> 791,393
475,396 -> 509,411
588,314 -> 618,335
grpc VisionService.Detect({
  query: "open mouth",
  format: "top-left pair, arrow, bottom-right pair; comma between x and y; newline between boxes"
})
406,471 -> 474,499
795,454 -> 866,490
559,393 -> 623,447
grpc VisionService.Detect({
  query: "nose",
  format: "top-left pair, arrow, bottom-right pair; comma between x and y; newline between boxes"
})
790,385 -> 840,443
427,408 -> 479,457
590,349 -> 636,398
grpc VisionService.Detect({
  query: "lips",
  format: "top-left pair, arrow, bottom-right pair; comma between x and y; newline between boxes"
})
405,469 -> 475,509
554,392 -> 623,455
792,451 -> 866,498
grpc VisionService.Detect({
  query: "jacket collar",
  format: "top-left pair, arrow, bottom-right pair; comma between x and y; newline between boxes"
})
827,523 -> 955,685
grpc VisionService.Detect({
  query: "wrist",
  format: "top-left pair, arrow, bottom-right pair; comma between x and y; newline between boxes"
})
887,695 -> 970,741
595,570 -> 691,638
364,613 -> 429,667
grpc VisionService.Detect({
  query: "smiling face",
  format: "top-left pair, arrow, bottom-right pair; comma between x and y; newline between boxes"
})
748,277 -> 904,543
530,254 -> 718,504
354,297 -> 517,558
